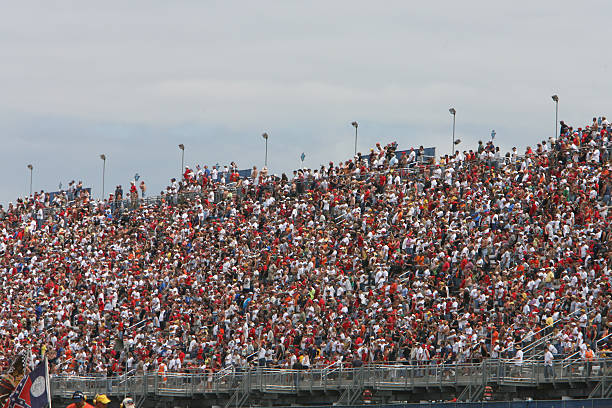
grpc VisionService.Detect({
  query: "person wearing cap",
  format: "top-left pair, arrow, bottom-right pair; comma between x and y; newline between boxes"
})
93,395 -> 110,408
66,392 -> 94,408
120,398 -> 136,408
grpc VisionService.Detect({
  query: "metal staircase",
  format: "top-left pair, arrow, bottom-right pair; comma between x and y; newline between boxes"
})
588,373 -> 612,399
224,371 -> 251,408
135,373 -> 148,408
336,367 -> 366,405
457,383 -> 486,402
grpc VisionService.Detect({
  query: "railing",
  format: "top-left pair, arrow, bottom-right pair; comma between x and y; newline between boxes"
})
49,358 -> 612,399
501,309 -> 583,356
562,332 -> 612,369
522,309 -> 592,362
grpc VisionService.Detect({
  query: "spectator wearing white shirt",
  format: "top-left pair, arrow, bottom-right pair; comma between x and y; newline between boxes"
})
544,348 -> 554,379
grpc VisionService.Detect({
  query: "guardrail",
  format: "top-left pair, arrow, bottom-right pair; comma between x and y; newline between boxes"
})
49,358 -> 612,399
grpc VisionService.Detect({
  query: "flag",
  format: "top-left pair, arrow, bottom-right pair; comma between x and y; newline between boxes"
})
3,360 -> 50,408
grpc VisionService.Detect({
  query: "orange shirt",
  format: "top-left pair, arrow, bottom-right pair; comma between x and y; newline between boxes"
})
585,350 -> 594,361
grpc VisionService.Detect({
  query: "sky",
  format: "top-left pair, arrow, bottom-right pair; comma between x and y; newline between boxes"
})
1,0 -> 611,203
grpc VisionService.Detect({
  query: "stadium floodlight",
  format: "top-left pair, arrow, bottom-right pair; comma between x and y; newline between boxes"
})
27,164 -> 33,196
99,154 -> 106,199
178,144 -> 185,175
449,108 -> 456,155
351,122 -> 358,156
551,95 -> 559,139
262,133 -> 269,167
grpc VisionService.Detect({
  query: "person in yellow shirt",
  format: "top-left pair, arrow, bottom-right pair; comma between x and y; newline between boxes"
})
545,269 -> 554,288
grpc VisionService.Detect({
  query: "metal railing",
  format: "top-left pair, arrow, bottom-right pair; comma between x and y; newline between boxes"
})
562,332 -> 612,368
49,358 -> 612,399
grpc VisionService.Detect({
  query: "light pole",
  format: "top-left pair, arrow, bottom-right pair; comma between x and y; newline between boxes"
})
449,108 -> 456,156
27,164 -> 33,196
351,121 -> 358,156
552,95 -> 559,138
99,154 -> 106,199
178,144 -> 185,175
262,133 -> 269,167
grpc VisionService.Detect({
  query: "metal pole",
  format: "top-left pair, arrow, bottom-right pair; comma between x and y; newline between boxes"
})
29,168 -> 32,196
449,108 -> 456,156
354,126 -> 358,157
181,150 -> 184,174
265,138 -> 268,167
102,159 -> 106,199
452,113 -> 456,155
555,100 -> 559,138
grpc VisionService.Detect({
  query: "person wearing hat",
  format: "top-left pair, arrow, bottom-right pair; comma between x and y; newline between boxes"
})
93,394 -> 110,408
120,398 -> 136,408
66,392 -> 94,408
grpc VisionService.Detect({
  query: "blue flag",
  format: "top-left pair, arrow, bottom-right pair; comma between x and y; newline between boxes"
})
3,360 -> 50,408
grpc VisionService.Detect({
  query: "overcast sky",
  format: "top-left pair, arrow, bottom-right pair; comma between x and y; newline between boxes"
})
1,1 -> 611,203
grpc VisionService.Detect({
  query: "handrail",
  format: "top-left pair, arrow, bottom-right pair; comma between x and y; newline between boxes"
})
324,360 -> 343,376
323,360 -> 341,370
562,332 -> 612,368
562,350 -> 584,367
522,332 -> 555,360
53,357 -> 612,407
501,308 -> 582,354
597,332 -> 612,347
118,369 -> 138,384
50,358 -> 612,378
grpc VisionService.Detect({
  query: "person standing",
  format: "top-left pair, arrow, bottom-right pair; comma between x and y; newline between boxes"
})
139,181 -> 147,198
544,348 -> 554,379
585,347 -> 594,377
513,345 -> 524,377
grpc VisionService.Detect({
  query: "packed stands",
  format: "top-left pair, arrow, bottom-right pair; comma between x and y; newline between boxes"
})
0,118 -> 611,380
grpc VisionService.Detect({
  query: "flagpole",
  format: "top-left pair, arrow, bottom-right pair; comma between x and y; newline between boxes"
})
44,357 -> 51,408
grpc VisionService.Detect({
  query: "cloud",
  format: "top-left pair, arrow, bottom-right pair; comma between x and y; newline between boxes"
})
0,0 -> 611,203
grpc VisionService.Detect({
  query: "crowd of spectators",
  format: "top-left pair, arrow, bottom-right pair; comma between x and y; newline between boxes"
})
0,117 -> 611,377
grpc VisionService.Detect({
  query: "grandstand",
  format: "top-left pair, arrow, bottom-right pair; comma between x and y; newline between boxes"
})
1,122 -> 612,407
